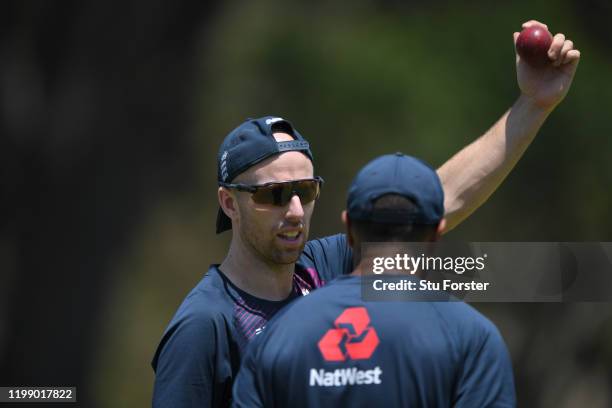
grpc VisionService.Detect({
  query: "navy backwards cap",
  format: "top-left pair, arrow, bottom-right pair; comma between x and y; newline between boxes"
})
216,116 -> 314,233
347,152 -> 444,225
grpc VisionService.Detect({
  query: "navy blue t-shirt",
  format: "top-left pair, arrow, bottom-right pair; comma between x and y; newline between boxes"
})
151,234 -> 352,408
233,275 -> 516,408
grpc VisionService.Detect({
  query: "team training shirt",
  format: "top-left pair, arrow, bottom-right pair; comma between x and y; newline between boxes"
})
233,275 -> 516,408
151,234 -> 352,408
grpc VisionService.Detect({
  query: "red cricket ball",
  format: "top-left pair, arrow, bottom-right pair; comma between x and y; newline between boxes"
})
516,26 -> 553,67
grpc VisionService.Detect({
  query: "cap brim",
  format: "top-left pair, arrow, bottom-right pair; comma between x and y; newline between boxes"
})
216,207 -> 232,234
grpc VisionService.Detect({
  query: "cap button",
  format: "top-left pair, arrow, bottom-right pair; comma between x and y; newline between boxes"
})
395,152 -> 403,156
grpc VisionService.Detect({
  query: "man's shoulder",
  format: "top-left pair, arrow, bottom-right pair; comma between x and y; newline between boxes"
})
152,268 -> 235,371
171,267 -> 235,324
302,233 -> 347,258
300,234 -> 352,282
158,267 -> 237,346
430,301 -> 502,344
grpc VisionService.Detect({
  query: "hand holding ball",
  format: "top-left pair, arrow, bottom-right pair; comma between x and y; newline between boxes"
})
516,26 -> 553,67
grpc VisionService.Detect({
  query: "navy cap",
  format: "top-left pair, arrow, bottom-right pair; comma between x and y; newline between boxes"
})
216,116 -> 314,233
347,153 -> 444,225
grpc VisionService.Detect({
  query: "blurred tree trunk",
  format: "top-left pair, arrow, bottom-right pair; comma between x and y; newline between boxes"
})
0,1 -> 218,406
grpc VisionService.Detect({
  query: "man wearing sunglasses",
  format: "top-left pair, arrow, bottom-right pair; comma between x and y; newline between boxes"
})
152,20 -> 579,408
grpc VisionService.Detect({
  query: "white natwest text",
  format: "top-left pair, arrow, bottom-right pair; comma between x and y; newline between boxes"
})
309,367 -> 383,387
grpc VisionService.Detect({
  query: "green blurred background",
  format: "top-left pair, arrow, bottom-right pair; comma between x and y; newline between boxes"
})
1,0 -> 611,407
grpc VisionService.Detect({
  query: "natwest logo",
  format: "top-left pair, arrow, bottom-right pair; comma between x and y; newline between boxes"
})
317,307 -> 379,362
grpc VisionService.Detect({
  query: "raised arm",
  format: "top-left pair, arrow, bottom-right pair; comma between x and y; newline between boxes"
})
438,20 -> 580,233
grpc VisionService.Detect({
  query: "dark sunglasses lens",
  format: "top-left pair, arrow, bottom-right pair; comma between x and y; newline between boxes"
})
251,184 -> 291,205
293,180 -> 319,204
251,180 -> 320,206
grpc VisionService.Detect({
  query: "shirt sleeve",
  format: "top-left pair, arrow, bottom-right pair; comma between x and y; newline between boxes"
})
453,320 -> 517,408
302,233 -> 353,282
152,310 -> 233,408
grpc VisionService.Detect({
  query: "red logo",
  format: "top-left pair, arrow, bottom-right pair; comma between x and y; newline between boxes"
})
317,307 -> 379,362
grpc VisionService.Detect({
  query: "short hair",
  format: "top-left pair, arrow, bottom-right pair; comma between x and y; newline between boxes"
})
350,194 -> 439,242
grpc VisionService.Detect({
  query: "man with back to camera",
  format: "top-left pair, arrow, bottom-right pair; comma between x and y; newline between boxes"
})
152,20 -> 578,407
232,152 -> 516,407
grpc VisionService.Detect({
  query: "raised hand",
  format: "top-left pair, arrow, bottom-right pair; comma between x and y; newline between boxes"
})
514,20 -> 580,111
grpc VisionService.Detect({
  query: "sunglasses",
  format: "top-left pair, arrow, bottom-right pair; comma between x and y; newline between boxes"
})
221,177 -> 324,206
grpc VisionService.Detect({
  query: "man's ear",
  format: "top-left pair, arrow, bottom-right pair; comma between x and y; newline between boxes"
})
434,218 -> 447,241
218,187 -> 239,224
341,210 -> 355,248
